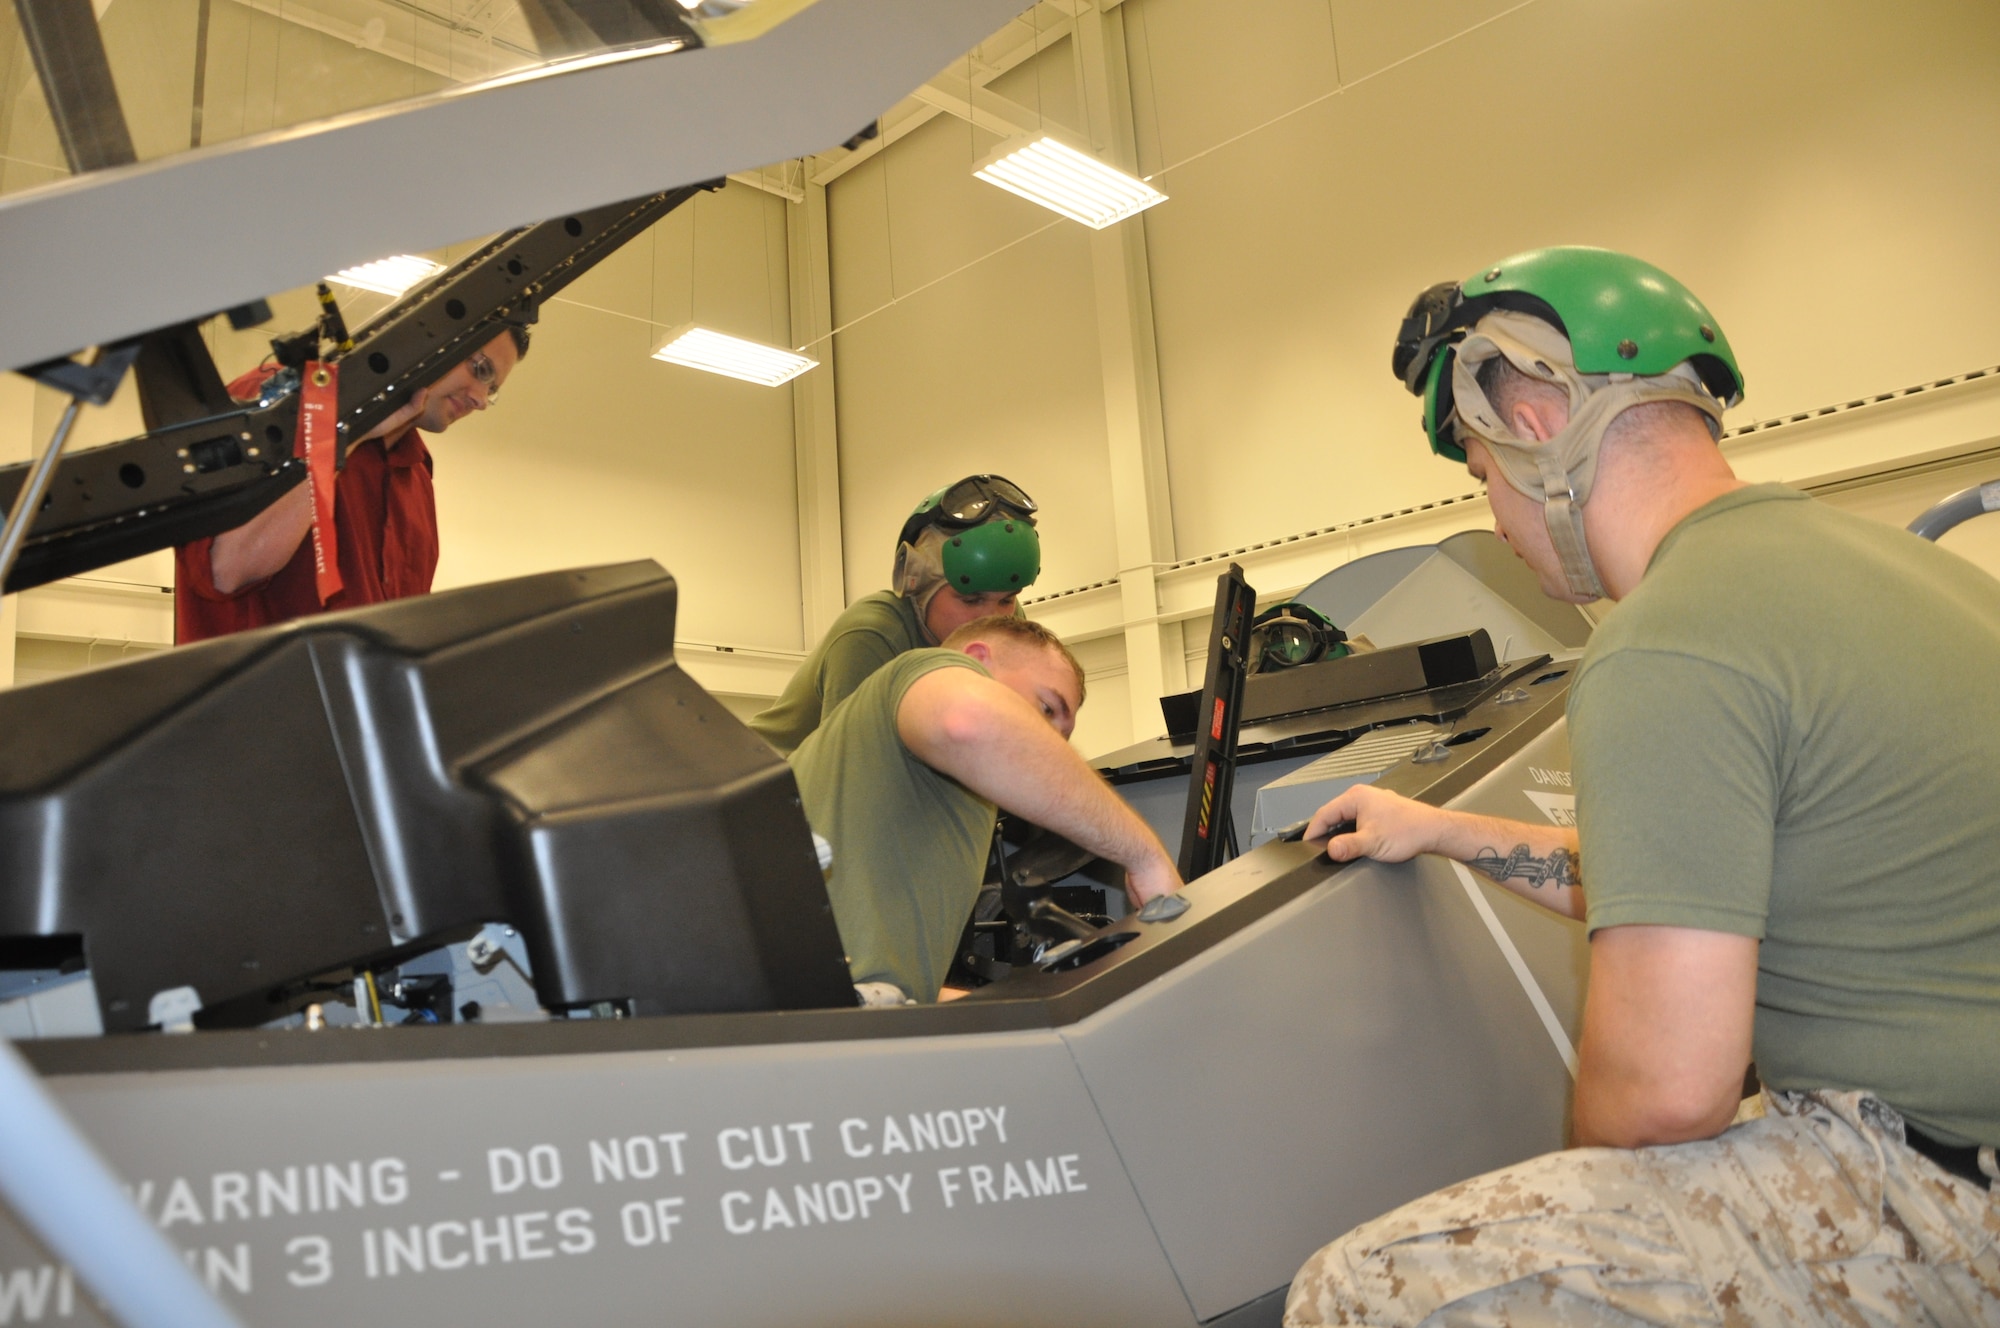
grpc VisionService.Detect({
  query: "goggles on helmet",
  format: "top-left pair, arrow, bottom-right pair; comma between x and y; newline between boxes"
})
898,474 -> 1037,549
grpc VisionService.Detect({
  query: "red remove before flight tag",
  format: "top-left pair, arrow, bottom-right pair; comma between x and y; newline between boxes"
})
298,362 -> 344,605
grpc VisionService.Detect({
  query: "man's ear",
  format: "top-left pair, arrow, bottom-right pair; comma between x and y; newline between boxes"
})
960,639 -> 994,666
1510,395 -> 1566,443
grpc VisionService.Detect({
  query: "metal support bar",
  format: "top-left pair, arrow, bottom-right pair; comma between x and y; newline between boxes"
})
0,394 -> 84,597
786,179 -> 847,644
1908,478 -> 2000,541
17,337 -> 141,406
0,1039 -> 240,1327
1075,0 -> 1182,741
911,71 -> 1050,140
11,0 -> 137,172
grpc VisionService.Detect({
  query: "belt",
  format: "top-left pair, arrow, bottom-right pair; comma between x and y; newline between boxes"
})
1905,1123 -> 1993,1188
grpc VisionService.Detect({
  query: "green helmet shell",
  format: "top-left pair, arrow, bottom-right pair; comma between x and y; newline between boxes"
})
941,518 -> 1040,593
1413,246 -> 1746,459
1464,247 -> 1743,392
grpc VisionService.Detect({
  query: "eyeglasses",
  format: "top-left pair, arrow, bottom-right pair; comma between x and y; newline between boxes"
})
933,474 -> 1037,527
466,351 -> 501,402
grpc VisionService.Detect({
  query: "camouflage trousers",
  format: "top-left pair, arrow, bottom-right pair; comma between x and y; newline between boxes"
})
1285,1089 -> 2000,1326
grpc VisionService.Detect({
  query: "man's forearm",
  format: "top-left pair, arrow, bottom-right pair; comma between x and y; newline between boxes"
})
209,482 -> 313,593
900,674 -> 1178,900
1428,811 -> 1584,919
949,719 -> 1170,887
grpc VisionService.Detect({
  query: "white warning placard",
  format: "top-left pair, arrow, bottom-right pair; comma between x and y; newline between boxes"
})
1524,790 -> 1576,827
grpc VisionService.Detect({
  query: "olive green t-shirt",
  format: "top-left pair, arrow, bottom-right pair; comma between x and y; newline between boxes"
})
750,591 -> 927,755
1571,484 -> 2000,1147
789,649 -> 997,1002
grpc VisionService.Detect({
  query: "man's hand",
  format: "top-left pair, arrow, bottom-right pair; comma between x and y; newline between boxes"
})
1120,851 -> 1181,910
1306,784 -> 1583,920
359,389 -> 427,444
1308,784 -> 1454,863
1572,924 -> 1758,1148
899,666 -> 1182,908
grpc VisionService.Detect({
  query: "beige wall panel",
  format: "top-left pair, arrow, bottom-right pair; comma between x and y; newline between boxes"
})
1064,630 -> 1132,762
1323,0 -> 1520,86
1817,460 -> 2000,583
828,111 -> 1119,603
1123,0 -> 1337,176
831,89 -> 1052,307
1071,662 -> 1131,764
433,304 -> 804,653
1134,0 -> 2000,564
826,151 -> 896,322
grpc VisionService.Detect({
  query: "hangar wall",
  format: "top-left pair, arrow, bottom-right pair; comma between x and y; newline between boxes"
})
2,0 -> 1998,758
1130,0 -> 2000,557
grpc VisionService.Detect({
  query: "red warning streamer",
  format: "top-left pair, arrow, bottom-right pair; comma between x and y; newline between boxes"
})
298,362 -> 344,605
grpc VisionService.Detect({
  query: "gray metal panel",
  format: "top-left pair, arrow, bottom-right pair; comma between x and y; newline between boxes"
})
0,971 -> 102,1039
1116,749 -> 1321,849
1207,1285 -> 1286,1327
7,1031 -> 1197,1325
1291,544 -> 1436,629
1346,550 -> 1567,659
0,0 -> 1031,371
1439,711 -> 1589,1047
1058,854 -> 1576,1320
1247,723 -> 1445,844
1435,531 -> 1595,650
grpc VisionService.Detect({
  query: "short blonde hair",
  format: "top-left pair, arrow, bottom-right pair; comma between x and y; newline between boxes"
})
941,615 -> 1086,704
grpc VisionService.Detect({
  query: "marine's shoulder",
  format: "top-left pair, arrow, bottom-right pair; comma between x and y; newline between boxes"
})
826,591 -> 922,643
1580,481 -> 1987,675
881,647 -> 987,690
833,647 -> 983,712
1578,487 -> 1818,668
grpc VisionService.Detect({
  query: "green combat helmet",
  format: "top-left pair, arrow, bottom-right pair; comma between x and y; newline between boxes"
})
1389,246 -> 1746,599
897,474 -> 1042,593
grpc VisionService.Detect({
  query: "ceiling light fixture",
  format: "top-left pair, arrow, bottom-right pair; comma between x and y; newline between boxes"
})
327,255 -> 444,297
651,325 -> 817,387
973,135 -> 1165,229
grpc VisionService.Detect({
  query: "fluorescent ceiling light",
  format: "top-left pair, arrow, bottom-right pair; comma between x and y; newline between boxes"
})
651,325 -> 817,387
973,135 -> 1165,229
328,255 -> 444,297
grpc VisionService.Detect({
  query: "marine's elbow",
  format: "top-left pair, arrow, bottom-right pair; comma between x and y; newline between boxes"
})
1575,1078 -> 1742,1149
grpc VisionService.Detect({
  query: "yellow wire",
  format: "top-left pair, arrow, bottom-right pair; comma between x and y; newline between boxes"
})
363,971 -> 384,1026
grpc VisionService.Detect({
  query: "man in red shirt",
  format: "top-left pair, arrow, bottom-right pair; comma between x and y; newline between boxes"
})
176,328 -> 526,643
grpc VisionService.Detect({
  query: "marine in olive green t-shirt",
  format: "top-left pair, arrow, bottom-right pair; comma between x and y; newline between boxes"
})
1571,483 -> 2000,1147
751,591 -> 927,756
789,649 -> 998,1002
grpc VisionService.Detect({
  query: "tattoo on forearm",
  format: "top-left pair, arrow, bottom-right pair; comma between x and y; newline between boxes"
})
1470,844 -> 1579,890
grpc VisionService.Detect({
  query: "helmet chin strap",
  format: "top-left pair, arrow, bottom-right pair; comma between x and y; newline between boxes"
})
893,527 -> 951,644
1532,448 -> 1609,601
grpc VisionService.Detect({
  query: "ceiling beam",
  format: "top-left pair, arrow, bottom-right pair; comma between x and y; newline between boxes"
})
806,1 -> 1077,186
221,0 -> 534,84
909,68 -> 1047,140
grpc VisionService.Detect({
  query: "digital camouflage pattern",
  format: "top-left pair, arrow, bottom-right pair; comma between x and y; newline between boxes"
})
1286,1090 -> 2000,1326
